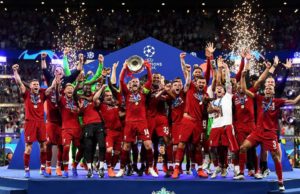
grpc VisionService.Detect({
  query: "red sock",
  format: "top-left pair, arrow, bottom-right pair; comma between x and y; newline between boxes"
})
166,144 -> 173,163
40,151 -> 47,167
63,163 -> 69,171
146,149 -> 154,167
24,153 -> 30,169
175,147 -> 184,163
120,150 -> 129,169
106,152 -> 112,167
195,151 -> 203,166
239,152 -> 247,174
73,148 -> 83,168
274,159 -> 283,181
62,146 -> 70,167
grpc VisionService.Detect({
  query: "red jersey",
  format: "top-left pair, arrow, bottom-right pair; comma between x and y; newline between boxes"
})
80,98 -> 102,125
170,91 -> 185,123
59,95 -> 80,129
99,103 -> 122,130
46,90 -> 61,124
184,82 -> 207,120
124,91 -> 148,122
119,66 -> 152,122
233,90 -> 255,128
23,89 -> 46,121
255,94 -> 285,131
147,89 -> 167,117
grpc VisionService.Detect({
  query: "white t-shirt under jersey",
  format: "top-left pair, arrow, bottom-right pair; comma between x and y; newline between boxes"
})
211,92 -> 233,128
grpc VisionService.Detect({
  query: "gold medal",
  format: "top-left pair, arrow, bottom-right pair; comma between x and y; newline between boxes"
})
34,105 -> 37,108
199,101 -> 202,105
241,105 -> 244,109
135,102 -> 138,105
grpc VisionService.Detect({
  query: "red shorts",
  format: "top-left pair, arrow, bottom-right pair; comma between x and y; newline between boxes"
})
24,120 -> 46,143
123,120 -> 150,142
106,129 -> 123,152
147,115 -> 169,137
178,117 -> 204,144
246,130 -> 279,152
209,125 -> 239,152
171,122 -> 182,145
235,130 -> 251,146
46,122 -> 62,145
62,127 -> 82,147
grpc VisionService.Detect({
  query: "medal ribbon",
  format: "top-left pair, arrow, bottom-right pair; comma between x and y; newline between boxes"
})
263,98 -> 273,112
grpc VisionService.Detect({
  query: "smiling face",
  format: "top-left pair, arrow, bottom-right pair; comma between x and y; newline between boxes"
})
131,78 -> 140,92
83,84 -> 91,96
195,78 -> 206,91
215,85 -> 225,98
64,84 -> 74,98
103,90 -> 113,104
172,81 -> 181,95
152,73 -> 161,87
193,68 -> 202,80
30,80 -> 40,94
264,85 -> 275,98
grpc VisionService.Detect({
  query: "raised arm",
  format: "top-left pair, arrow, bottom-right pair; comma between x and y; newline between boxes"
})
224,63 -> 232,94
241,70 -> 255,98
85,54 -> 104,84
204,42 -> 215,84
184,64 -> 191,93
235,49 -> 247,82
119,62 -> 129,95
93,84 -> 107,106
63,48 -> 71,76
275,58 -> 292,97
45,78 -> 57,96
12,64 -> 26,94
284,95 -> 300,105
111,61 -> 119,85
180,53 -> 188,79
253,61 -> 271,89
142,61 -> 152,94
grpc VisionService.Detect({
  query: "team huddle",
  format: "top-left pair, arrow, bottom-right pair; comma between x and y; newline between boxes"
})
12,44 -> 299,191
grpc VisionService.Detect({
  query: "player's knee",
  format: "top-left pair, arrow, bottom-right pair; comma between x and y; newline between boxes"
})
123,143 -> 131,151
178,142 -> 185,149
106,147 -> 113,153
143,140 -> 152,150
240,145 -> 247,153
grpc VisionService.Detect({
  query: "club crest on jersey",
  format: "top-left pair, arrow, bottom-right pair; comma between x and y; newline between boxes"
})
172,97 -> 183,108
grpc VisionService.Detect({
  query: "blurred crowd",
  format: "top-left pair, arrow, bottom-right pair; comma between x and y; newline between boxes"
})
0,9 -> 299,51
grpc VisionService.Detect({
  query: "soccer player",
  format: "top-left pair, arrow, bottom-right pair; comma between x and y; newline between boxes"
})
145,73 -> 172,177
208,61 -> 239,179
76,82 -> 105,178
12,64 -> 48,178
116,60 -> 158,177
172,67 -> 209,179
94,85 -> 124,177
232,53 -> 272,179
237,70 -> 300,191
